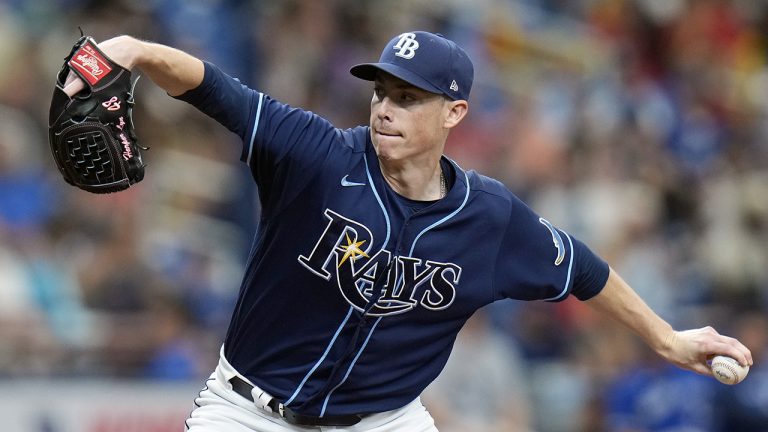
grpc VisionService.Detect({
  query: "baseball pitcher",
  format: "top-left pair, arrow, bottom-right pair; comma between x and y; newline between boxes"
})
54,31 -> 752,431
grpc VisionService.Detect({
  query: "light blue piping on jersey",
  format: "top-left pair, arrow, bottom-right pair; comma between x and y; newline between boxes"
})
408,165 -> 470,256
363,152 -> 392,244
285,152 -> 392,407
320,161 -> 471,416
320,315 -> 383,416
246,92 -> 264,167
542,231 -> 574,301
284,306 -> 354,406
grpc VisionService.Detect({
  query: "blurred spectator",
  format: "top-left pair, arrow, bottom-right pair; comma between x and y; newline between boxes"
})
0,106 -> 56,233
143,289 -> 208,380
602,347 -> 716,432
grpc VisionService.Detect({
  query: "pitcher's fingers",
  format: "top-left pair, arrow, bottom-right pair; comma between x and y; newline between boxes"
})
726,336 -> 753,366
63,77 -> 86,97
710,337 -> 752,367
64,70 -> 78,86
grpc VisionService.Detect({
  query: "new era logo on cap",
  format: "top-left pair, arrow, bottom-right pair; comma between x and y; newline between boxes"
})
350,31 -> 474,101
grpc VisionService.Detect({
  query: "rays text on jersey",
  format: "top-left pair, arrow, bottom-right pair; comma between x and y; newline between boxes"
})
298,209 -> 461,316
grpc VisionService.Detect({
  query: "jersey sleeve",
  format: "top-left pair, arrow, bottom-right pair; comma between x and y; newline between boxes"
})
173,61 -> 254,141
173,61 -> 341,211
494,198 -> 609,302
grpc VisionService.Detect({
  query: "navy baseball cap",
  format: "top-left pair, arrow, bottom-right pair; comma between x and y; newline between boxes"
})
350,31 -> 474,101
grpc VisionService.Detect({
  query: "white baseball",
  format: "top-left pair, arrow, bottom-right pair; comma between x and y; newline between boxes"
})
710,355 -> 749,385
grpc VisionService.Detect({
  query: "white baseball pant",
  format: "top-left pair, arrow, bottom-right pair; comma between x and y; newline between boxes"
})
184,347 -> 438,432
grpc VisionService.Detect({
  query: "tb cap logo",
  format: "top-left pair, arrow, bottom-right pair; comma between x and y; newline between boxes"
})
393,33 -> 419,59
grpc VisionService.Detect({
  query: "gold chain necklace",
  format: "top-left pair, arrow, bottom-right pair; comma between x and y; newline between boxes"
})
440,168 -> 446,198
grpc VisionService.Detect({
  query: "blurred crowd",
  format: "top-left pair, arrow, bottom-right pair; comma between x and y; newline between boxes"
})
1,0 -> 767,431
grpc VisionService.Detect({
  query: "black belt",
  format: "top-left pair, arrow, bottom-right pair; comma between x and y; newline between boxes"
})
229,376 -> 363,427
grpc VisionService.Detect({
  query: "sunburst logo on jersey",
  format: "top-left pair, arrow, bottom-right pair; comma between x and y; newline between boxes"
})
338,233 -> 369,267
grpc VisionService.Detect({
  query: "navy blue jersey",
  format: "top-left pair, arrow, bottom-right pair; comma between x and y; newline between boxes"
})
176,62 -> 609,417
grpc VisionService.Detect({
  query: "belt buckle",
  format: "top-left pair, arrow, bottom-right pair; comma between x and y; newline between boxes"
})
267,399 -> 285,418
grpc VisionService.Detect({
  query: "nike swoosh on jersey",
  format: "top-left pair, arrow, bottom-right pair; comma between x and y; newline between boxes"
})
340,175 -> 366,187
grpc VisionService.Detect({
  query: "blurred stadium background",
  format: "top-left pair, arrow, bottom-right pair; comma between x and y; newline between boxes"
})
1,0 -> 767,431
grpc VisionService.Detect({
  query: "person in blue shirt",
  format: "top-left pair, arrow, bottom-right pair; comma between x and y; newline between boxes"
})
63,31 -> 753,431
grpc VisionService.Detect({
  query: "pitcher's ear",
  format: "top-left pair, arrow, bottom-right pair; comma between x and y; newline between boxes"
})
444,99 -> 468,129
